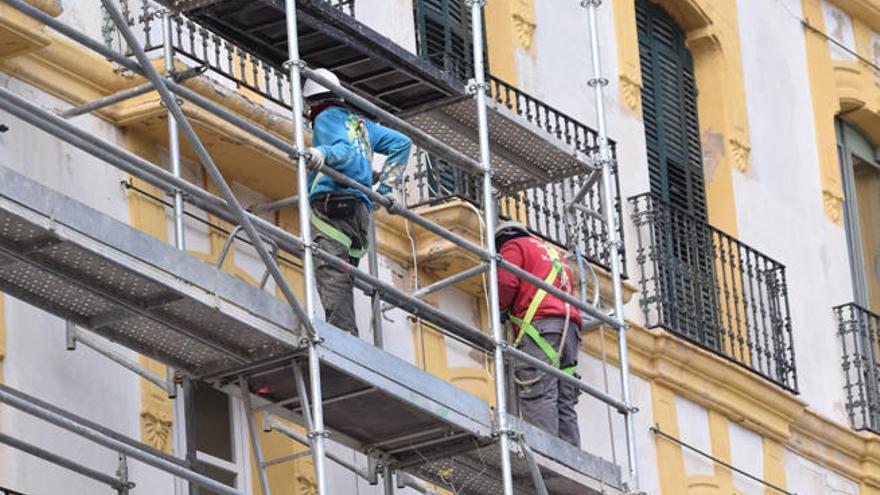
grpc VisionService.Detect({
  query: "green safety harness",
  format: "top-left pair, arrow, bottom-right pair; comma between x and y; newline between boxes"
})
308,115 -> 372,260
508,243 -> 577,376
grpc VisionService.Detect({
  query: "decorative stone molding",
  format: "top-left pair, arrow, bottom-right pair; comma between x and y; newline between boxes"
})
141,409 -> 173,453
728,137 -> 751,174
296,475 -> 317,495
511,0 -> 537,51
512,13 -> 536,50
823,188 -> 844,225
619,74 -> 643,113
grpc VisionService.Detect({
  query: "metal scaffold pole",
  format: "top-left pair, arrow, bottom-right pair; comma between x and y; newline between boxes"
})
582,0 -> 640,490
468,1 -> 514,493
282,1 -> 329,493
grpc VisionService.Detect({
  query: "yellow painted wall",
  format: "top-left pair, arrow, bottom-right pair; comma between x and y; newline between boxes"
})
0,293 -> 5,385
125,131 -> 176,454
652,384 -> 687,493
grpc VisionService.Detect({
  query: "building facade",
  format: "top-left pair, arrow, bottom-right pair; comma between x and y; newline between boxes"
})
0,0 -> 879,493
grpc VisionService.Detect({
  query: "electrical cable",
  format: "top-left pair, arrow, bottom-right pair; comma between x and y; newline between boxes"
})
770,0 -> 880,73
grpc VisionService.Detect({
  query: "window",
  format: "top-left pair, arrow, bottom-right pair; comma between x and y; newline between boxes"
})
414,0 -> 472,81
636,0 -> 718,349
837,119 -> 880,312
192,384 -> 250,494
636,0 -> 707,217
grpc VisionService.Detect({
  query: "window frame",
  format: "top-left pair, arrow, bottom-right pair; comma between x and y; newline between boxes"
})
837,118 -> 880,308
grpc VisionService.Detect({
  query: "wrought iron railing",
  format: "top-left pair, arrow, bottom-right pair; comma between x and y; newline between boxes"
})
110,0 -> 356,111
114,0 -> 624,270
488,75 -> 605,157
629,193 -> 797,392
403,73 -> 624,273
836,303 -> 880,433
405,152 -> 624,274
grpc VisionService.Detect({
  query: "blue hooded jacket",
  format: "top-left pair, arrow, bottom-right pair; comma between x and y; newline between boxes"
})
307,105 -> 412,207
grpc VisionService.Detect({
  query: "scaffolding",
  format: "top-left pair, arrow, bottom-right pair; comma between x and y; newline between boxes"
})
0,0 -> 640,493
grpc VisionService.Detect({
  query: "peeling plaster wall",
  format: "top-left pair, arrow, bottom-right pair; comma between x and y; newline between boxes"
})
736,0 -> 853,422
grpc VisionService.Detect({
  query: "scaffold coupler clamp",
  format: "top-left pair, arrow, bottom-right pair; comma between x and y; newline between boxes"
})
466,79 -> 489,96
492,424 -> 518,441
464,0 -> 487,7
581,0 -> 602,8
588,77 -> 610,88
307,428 -> 330,440
282,58 -> 307,71
299,334 -> 324,348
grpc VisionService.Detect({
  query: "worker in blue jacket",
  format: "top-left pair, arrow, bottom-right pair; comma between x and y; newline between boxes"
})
302,68 -> 412,336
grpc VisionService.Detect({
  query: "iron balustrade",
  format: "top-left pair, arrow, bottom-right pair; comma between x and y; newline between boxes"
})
404,75 -> 625,274
629,193 -> 798,392
836,303 -> 880,433
111,0 -> 356,110
114,1 -> 625,271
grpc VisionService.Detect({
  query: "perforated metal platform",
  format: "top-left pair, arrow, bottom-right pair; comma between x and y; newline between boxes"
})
0,165 -> 300,376
215,321 -> 624,495
154,0 -> 592,192
160,0 -> 465,113
405,97 -> 593,192
0,164 -> 623,494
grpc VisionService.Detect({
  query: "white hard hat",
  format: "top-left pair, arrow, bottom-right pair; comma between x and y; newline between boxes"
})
494,220 -> 529,238
303,68 -> 341,100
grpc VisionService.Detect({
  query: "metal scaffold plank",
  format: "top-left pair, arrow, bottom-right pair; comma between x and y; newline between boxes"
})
0,164 -> 622,494
0,165 -> 298,375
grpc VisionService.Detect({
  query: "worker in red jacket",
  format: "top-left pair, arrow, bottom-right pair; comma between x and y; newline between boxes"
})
495,221 -> 582,447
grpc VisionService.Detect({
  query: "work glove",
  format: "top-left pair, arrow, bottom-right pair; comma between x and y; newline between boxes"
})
304,147 -> 324,168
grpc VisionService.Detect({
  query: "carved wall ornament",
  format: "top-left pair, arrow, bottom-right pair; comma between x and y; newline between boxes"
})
141,410 -> 173,453
619,74 -> 643,113
729,138 -> 751,174
511,0 -> 537,51
823,188 -> 844,225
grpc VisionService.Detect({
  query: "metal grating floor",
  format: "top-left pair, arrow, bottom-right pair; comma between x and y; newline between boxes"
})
0,164 -> 623,493
159,0 -> 465,114
405,98 -> 593,192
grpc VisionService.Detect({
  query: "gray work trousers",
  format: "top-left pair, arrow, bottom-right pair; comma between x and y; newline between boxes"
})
514,317 -> 581,447
311,198 -> 370,336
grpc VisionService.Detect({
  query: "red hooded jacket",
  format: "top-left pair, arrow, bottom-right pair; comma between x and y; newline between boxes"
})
497,236 -> 582,334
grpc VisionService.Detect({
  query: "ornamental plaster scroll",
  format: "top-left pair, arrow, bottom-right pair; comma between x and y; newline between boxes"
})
511,0 -> 537,51
141,409 -> 173,453
728,137 -> 751,174
823,188 -> 844,225
620,74 -> 643,113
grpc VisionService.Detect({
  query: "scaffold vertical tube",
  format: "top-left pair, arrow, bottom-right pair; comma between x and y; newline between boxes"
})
283,1 -> 328,493
162,14 -> 188,495
583,0 -> 640,489
163,13 -> 185,253
239,378 -> 272,495
469,1 -> 514,493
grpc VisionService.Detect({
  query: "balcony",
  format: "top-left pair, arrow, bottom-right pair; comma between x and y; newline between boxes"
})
629,194 -> 798,392
115,0 -> 619,266
404,125 -> 624,275
836,303 -> 880,433
125,0 -> 599,194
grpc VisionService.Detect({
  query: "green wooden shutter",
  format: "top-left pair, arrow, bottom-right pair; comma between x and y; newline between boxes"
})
636,0 -> 708,219
415,0 -> 472,81
636,0 -> 719,350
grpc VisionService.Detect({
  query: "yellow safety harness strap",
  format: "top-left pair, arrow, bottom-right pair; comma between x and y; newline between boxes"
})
309,171 -> 368,259
508,244 -> 576,375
